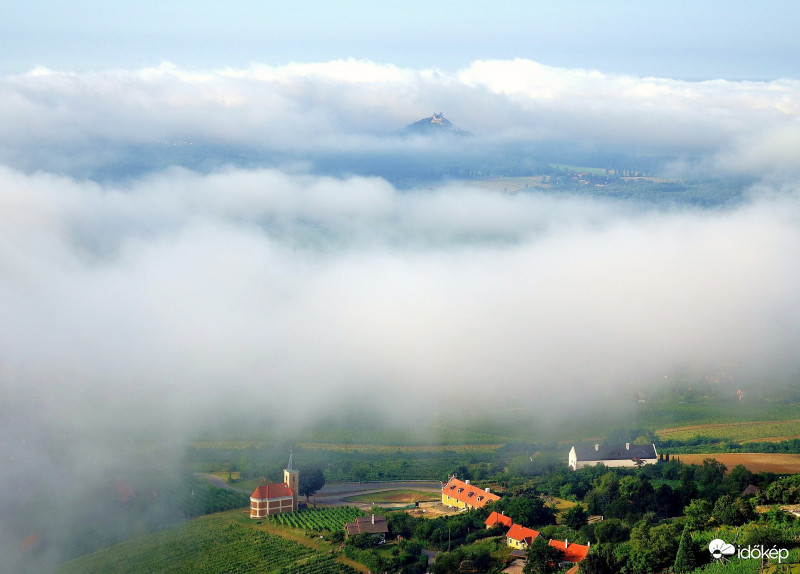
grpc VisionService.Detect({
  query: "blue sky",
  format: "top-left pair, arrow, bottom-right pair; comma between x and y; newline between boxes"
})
4,1 -> 799,79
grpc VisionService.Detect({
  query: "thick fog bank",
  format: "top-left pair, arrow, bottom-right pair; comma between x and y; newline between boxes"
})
3,58 -> 800,569
3,166 -> 799,424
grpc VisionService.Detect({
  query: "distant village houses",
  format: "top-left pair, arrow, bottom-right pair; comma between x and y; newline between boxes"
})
483,507 -> 591,566
568,443 -> 658,471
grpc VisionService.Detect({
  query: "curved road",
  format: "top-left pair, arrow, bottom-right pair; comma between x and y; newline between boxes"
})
313,481 -> 442,510
193,474 -> 442,509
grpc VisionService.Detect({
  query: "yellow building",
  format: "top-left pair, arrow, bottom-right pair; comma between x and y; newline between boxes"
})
441,476 -> 499,510
507,523 -> 540,550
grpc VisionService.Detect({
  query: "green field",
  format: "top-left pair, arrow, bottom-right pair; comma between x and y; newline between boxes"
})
656,419 -> 800,443
549,163 -> 612,175
263,507 -> 365,531
60,512 -> 359,574
636,401 -> 800,431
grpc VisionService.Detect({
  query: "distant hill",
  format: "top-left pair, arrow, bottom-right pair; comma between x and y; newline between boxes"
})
403,112 -> 472,137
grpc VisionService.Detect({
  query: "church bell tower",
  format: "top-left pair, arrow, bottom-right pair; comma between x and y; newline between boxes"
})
283,450 -> 300,511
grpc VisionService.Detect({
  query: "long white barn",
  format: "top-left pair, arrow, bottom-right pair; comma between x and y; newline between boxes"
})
569,443 -> 658,470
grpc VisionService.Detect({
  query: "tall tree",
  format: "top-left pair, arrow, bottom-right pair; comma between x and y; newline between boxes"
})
684,499 -> 712,530
494,496 -> 556,527
298,466 -> 326,502
673,525 -> 696,573
523,537 -> 563,574
563,505 -> 589,530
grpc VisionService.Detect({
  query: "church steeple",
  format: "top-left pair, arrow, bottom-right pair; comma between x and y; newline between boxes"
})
283,450 -> 299,511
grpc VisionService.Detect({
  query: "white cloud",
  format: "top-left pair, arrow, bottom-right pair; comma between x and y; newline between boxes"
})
2,166 -> 800,424
2,59 -> 800,173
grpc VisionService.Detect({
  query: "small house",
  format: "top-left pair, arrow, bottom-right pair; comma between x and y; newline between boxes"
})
506,524 -> 540,550
485,511 -> 513,529
344,514 -> 389,542
548,539 -> 590,565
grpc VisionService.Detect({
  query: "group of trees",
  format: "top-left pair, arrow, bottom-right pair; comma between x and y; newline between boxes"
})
341,456 -> 800,574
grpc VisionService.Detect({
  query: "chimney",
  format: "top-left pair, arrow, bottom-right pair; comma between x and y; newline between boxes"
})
485,487 -> 490,493
594,443 -> 599,451
465,480 -> 470,485
371,514 -> 375,525
565,539 -> 568,549
626,442 -> 630,450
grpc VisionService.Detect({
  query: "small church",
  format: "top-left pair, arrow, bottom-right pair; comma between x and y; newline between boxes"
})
249,452 -> 299,518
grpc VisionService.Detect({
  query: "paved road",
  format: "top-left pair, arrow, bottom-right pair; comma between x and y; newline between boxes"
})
312,481 -> 442,509
193,475 -> 443,510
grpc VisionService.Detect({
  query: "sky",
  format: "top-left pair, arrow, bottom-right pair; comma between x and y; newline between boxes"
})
3,1 -> 800,80
3,2 -> 800,570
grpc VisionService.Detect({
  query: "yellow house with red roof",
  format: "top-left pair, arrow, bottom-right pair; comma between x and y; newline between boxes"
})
441,476 -> 500,510
506,523 -> 540,550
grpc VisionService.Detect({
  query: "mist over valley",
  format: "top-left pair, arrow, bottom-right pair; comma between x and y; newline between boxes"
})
3,42 -> 800,573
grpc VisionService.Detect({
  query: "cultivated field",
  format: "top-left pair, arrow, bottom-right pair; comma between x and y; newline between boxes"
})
673,453 -> 800,474
656,419 -> 800,443
60,512 -> 362,574
263,507 -> 365,531
296,442 -> 503,454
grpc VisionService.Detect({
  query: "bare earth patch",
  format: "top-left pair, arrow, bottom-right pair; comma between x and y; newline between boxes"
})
407,502 -> 462,518
673,453 -> 800,473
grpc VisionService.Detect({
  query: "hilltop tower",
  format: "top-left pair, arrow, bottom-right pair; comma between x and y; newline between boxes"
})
283,450 -> 299,511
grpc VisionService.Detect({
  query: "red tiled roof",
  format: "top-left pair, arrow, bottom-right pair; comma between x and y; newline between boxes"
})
548,540 -> 590,563
442,477 -> 500,508
251,483 -> 293,499
507,524 -> 540,544
485,511 -> 513,528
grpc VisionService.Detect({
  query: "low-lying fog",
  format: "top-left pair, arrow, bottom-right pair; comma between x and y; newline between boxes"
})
2,59 -> 800,570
